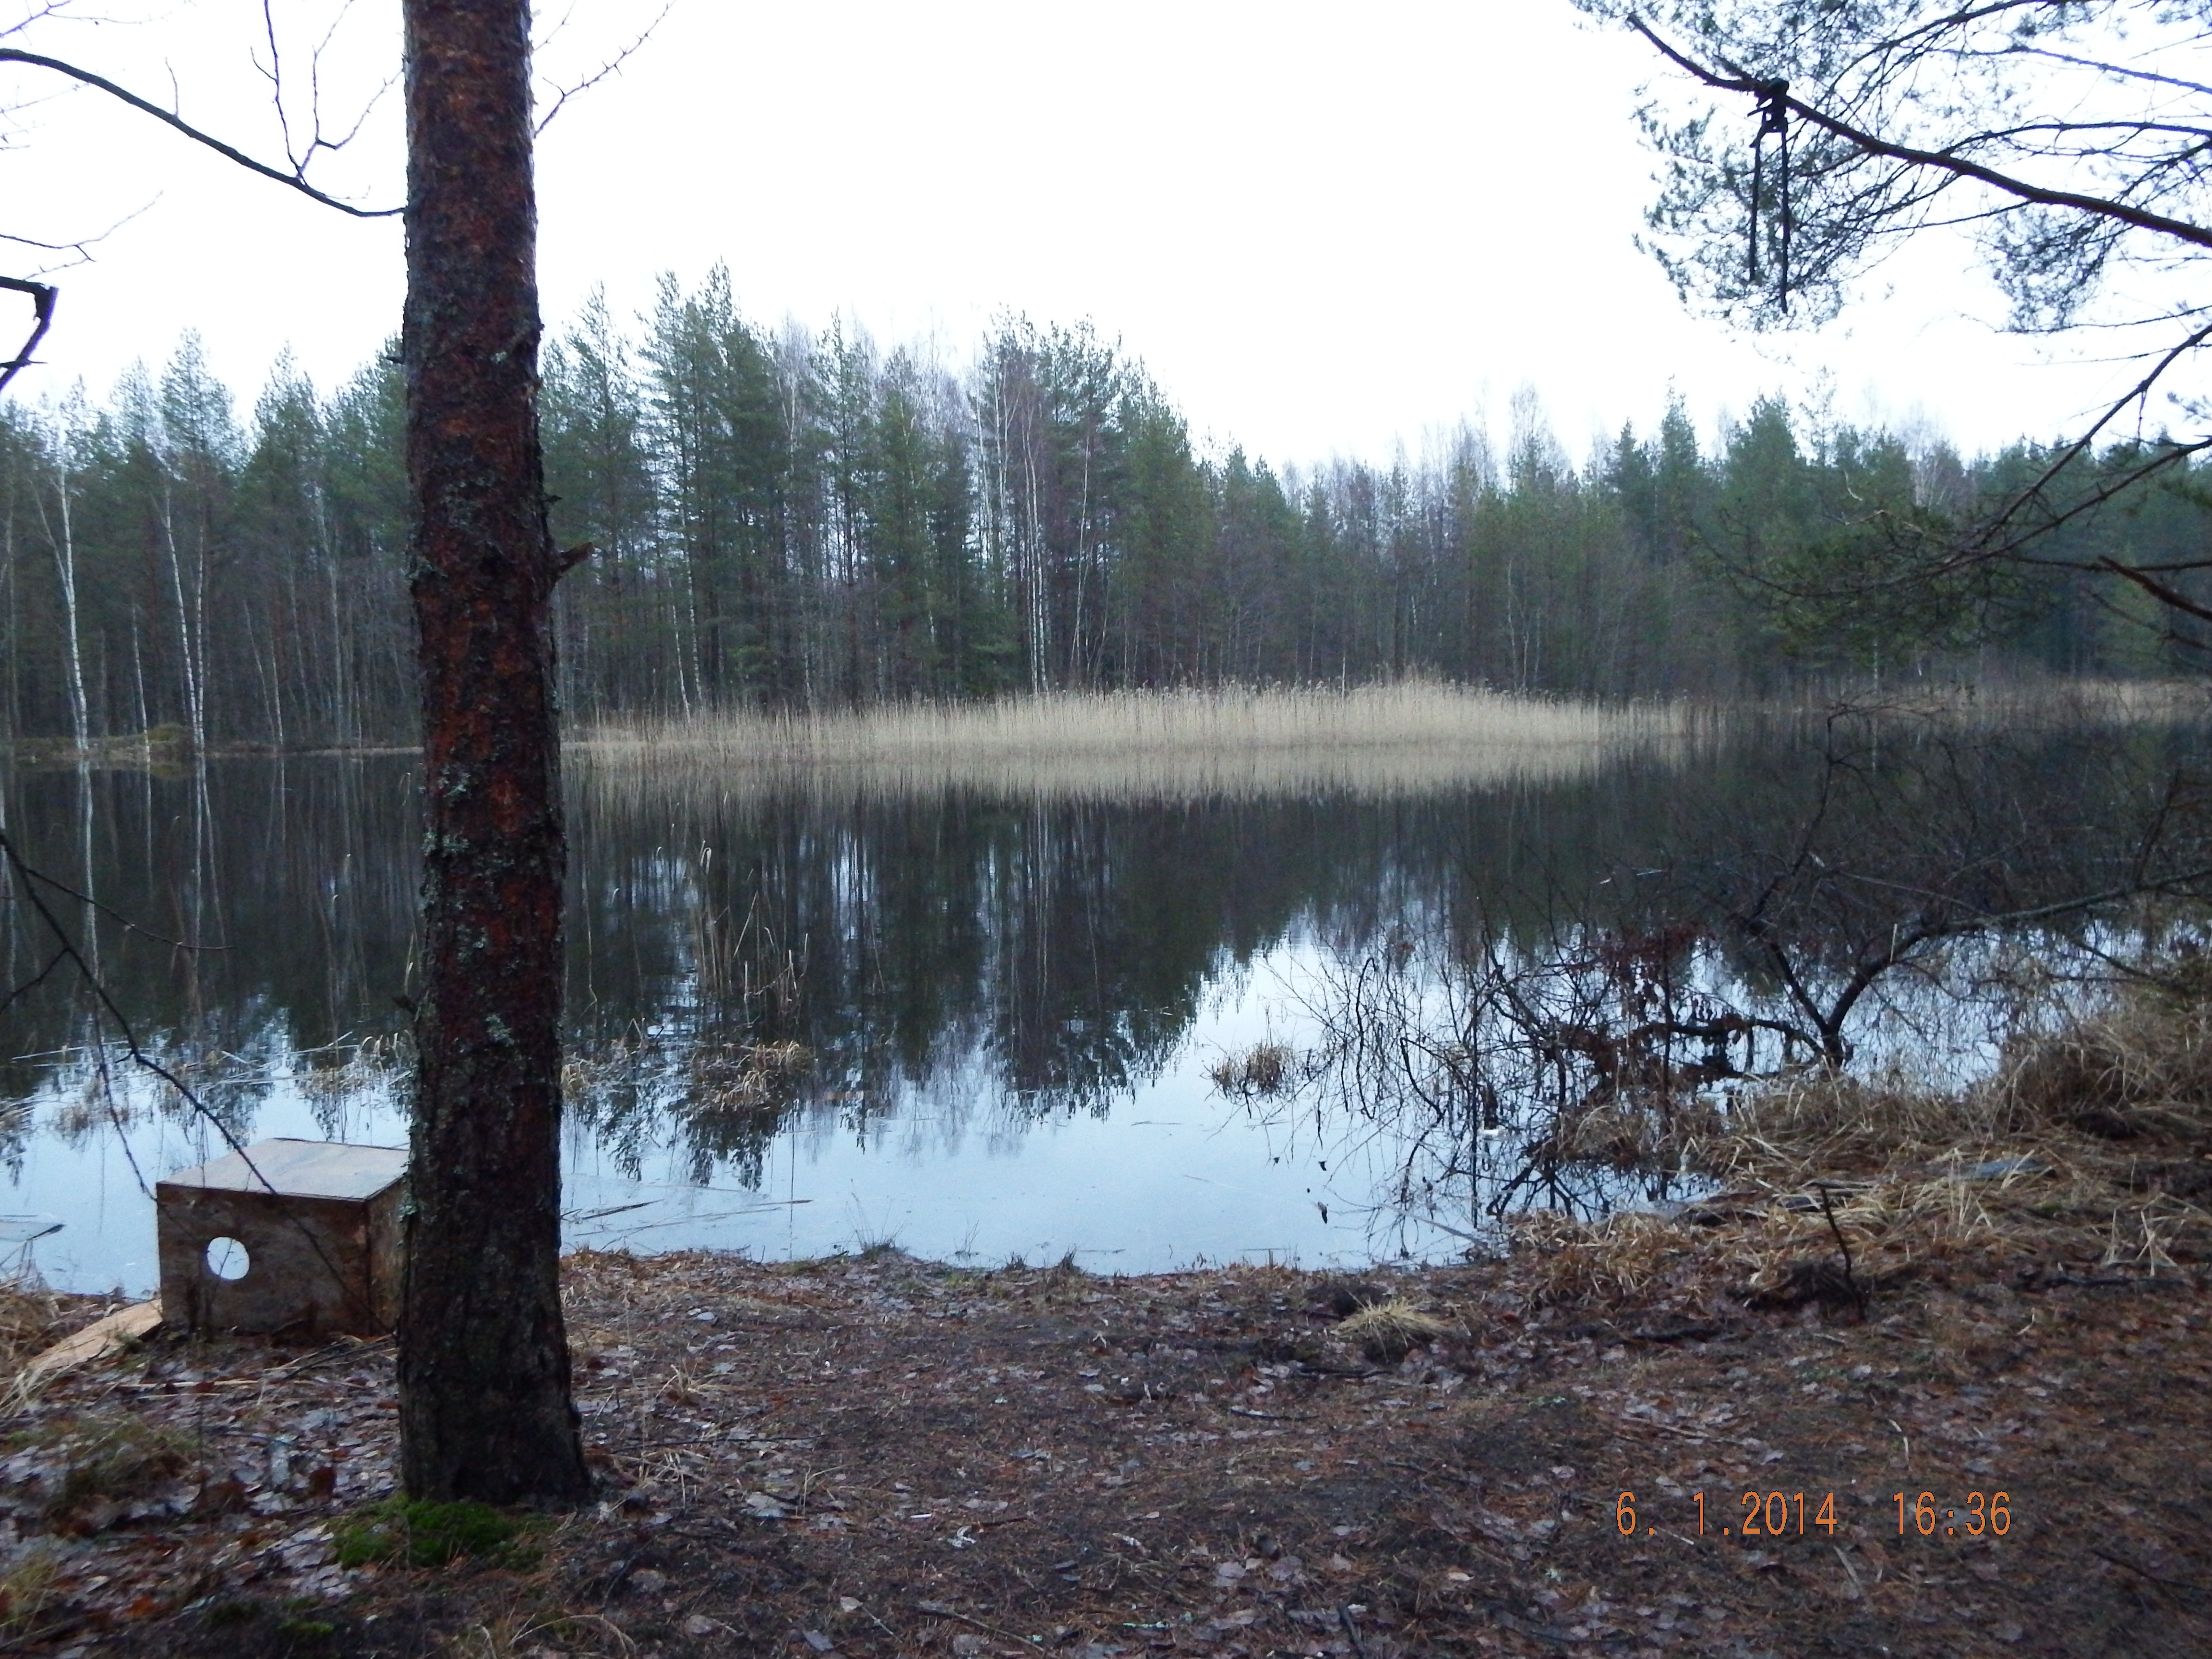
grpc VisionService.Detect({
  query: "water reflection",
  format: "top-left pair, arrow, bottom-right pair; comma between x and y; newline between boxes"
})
4,703 -> 2207,1290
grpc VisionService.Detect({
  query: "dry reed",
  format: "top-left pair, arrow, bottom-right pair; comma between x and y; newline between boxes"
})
0,1282 -> 75,1382
576,684 -> 1694,805
1208,1041 -> 1297,1097
1512,976 -> 2212,1312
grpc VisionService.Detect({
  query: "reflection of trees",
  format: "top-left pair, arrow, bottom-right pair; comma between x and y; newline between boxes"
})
12,742 -> 2045,1192
1303,706 -> 2212,1240
0,757 -> 418,1119
561,774 -> 1704,1178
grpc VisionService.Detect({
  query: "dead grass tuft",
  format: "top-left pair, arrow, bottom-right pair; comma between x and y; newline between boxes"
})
1209,1041 -> 1296,1097
1334,1298 -> 1449,1362
1712,1067 -> 1989,1176
0,1283 -> 92,1385
1994,987 -> 2212,1140
1509,1211 -> 1696,1308
5,1411 -> 191,1531
683,1040 -> 811,1118
0,1541 -> 61,1632
1505,973 -> 2212,1318
1547,1093 -> 1728,1167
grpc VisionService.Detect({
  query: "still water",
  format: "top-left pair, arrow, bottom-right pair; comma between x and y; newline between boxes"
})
2,708 -> 2191,1292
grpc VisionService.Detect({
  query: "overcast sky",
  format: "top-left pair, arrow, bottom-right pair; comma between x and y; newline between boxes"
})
0,0 -> 2188,467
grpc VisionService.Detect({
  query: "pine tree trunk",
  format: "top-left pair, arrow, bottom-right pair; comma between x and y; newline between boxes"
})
396,0 -> 589,1505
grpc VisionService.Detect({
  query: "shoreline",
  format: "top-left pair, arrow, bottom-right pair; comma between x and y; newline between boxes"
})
3,675 -> 2200,776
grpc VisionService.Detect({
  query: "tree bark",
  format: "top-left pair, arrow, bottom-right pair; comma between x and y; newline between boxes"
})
396,0 -> 589,1504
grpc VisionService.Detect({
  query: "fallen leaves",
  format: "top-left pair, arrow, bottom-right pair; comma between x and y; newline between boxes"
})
0,1249 -> 2205,1657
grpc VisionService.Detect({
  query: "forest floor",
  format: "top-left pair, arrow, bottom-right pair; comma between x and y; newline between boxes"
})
4,1161 -> 2211,1659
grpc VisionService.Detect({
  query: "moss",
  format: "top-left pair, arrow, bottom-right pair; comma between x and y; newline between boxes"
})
192,1599 -> 343,1656
331,1496 -> 533,1569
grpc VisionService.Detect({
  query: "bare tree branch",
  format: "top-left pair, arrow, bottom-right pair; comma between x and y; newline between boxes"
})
0,272 -> 54,395
534,2 -> 671,136
0,44 -> 399,217
1625,15 -> 2212,254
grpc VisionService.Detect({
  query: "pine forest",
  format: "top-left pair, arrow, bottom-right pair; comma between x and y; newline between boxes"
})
0,266 -> 2200,751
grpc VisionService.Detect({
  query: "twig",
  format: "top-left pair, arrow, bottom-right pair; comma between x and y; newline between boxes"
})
2092,1547 -> 2212,1597
0,48 -> 399,217
1812,1182 -> 1870,1321
1336,1605 -> 1368,1659
1625,19 -> 2212,252
534,4 -> 672,135
916,1602 -> 1041,1647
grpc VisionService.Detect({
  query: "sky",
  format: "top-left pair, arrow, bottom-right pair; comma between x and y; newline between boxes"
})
0,0 -> 2191,468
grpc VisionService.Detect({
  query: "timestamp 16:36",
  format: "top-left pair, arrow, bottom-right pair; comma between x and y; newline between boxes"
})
1615,1491 -> 2012,1538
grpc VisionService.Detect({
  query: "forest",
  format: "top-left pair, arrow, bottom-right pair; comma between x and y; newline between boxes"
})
0,265 -> 2203,750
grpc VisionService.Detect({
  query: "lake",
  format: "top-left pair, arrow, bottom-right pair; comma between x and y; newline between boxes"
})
4,689 -> 2200,1293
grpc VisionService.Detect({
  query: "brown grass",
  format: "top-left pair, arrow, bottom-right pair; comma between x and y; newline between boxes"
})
1510,975 -> 2212,1315
1208,1041 -> 1297,1097
4,1412 -> 191,1529
1994,979 -> 2212,1139
577,683 -> 1695,804
0,1542 -> 60,1633
0,1285 -> 86,1384
1333,1298 -> 1451,1362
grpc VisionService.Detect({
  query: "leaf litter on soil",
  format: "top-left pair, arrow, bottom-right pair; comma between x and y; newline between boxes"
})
4,1053 -> 2212,1658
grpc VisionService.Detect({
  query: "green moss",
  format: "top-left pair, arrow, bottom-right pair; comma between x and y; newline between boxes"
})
332,1496 -> 531,1569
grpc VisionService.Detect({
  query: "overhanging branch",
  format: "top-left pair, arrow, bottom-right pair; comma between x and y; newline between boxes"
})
1626,16 -> 2212,254
0,275 -> 56,396
0,46 -> 399,218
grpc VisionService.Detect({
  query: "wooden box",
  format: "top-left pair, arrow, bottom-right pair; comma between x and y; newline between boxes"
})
156,1138 -> 408,1335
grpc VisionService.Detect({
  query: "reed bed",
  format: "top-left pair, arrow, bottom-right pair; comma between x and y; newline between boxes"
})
576,683 -> 1695,805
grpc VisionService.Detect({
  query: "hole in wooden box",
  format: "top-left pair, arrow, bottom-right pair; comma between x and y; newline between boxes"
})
205,1236 -> 252,1281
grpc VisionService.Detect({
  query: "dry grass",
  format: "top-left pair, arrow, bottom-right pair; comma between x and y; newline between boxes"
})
577,683 -> 1694,804
0,1541 -> 60,1633
0,1285 -> 84,1385
1511,976 -> 2212,1314
3,1412 -> 191,1529
1334,1298 -> 1451,1362
684,1040 -> 810,1118
1507,1210 -> 1698,1309
1209,1041 -> 1297,1097
1993,980 -> 2212,1139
